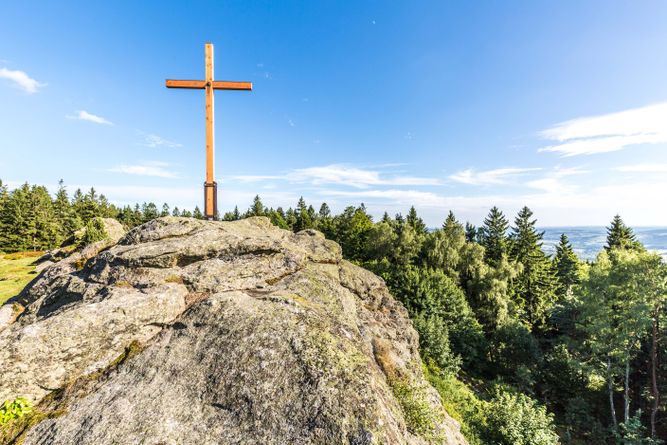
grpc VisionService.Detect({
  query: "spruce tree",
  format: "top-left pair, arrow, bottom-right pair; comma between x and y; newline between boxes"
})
553,233 -> 579,298
509,206 -> 556,328
317,203 -> 335,238
480,206 -> 509,266
406,206 -> 427,236
53,180 -> 81,242
465,222 -> 478,243
248,195 -> 266,217
31,185 -> 59,250
294,197 -> 313,232
605,215 -> 642,252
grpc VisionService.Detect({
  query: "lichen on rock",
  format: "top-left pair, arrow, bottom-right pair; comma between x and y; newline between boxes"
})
0,217 -> 467,444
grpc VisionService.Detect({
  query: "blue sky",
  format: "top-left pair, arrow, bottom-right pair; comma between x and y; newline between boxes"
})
1,1 -> 667,226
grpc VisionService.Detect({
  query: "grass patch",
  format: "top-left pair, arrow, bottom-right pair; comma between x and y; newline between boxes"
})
0,254 -> 40,305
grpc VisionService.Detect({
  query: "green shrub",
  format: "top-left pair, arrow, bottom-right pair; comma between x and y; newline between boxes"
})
0,397 -> 32,425
390,378 -> 439,438
413,313 -> 461,377
79,218 -> 108,247
485,386 -> 559,445
424,365 -> 488,445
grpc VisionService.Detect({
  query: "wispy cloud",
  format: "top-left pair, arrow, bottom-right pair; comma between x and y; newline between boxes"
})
232,164 -> 442,188
539,102 -> 667,156
140,133 -> 182,148
109,161 -> 177,178
615,163 -> 667,173
0,67 -> 45,93
449,167 -> 541,186
525,167 -> 587,194
321,189 -> 447,207
68,110 -> 113,125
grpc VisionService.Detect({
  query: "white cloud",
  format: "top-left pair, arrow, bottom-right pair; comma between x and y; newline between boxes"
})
525,167 -> 587,194
539,102 -> 667,156
232,164 -> 442,188
109,161 -> 178,178
321,189 -> 448,207
68,110 -> 113,125
141,133 -> 182,148
615,163 -> 667,173
449,167 -> 541,186
0,67 -> 45,93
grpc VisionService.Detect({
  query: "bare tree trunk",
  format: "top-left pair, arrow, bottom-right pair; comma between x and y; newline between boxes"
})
650,313 -> 659,437
608,357 -> 618,430
624,356 -> 630,423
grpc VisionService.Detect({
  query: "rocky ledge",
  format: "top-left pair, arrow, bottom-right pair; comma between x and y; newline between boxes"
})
0,217 -> 467,445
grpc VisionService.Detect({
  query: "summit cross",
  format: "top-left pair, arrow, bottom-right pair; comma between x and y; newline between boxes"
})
166,42 -> 252,220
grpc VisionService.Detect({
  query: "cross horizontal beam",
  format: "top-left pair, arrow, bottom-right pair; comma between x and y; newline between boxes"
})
165,79 -> 253,90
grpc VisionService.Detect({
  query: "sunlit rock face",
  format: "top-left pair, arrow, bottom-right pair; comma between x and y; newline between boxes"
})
0,217 -> 467,445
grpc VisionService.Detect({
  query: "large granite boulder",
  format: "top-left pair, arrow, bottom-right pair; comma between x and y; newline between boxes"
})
0,217 -> 467,445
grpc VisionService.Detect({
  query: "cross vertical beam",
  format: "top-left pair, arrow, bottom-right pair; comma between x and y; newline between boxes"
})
204,43 -> 216,219
166,43 -> 252,220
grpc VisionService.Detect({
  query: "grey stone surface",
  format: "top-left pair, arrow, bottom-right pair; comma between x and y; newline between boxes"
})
0,217 -> 467,445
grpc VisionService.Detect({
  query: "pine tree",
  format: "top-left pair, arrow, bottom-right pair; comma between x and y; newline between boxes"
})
294,197 -> 313,232
406,206 -> 427,235
465,222 -> 478,243
160,203 -> 170,217
31,185 -> 59,250
1,183 -> 36,251
509,206 -> 557,328
142,202 -> 159,222
53,180 -> 81,242
480,206 -> 509,266
553,233 -> 579,298
192,206 -> 203,219
172,207 -> 181,217
248,195 -> 266,217
318,203 -> 331,219
605,215 -> 642,252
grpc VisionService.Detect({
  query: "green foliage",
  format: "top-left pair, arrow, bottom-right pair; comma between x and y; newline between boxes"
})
480,206 -> 509,267
387,265 -> 486,368
425,366 -> 488,445
390,378 -> 439,438
3,185 -> 667,444
0,397 -> 32,425
79,217 -> 108,247
616,411 -> 661,445
509,206 -> 557,328
413,313 -> 461,376
485,387 -> 559,445
606,215 -> 643,252
553,233 -> 580,299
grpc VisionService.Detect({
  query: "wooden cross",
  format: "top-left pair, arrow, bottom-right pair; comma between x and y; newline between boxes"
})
166,42 -> 252,220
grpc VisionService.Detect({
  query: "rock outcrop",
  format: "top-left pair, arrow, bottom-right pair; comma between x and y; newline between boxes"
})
0,217 -> 467,445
